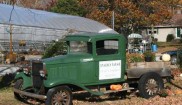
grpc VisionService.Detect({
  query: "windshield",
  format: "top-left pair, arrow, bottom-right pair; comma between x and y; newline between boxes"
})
69,41 -> 92,53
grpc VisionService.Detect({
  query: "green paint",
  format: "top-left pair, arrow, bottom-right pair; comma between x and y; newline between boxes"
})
16,33 -> 127,95
14,72 -> 32,89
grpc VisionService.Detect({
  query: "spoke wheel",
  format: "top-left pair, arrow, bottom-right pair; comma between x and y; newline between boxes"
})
52,90 -> 70,105
145,79 -> 158,95
46,86 -> 72,105
138,72 -> 164,99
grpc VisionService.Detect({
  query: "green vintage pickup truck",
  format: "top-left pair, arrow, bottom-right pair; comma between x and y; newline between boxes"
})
13,33 -> 172,105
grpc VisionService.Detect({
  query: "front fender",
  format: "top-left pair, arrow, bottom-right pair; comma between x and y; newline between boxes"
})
14,72 -> 33,89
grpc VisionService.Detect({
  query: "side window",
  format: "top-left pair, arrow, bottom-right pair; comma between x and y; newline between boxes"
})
69,41 -> 92,54
96,39 -> 118,55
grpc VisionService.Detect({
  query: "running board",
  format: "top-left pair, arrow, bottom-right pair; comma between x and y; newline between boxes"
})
103,87 -> 134,94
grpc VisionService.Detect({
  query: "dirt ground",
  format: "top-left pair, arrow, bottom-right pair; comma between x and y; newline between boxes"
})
72,68 -> 182,105
0,86 -> 182,105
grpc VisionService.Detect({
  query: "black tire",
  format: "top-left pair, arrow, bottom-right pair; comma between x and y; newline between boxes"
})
45,86 -> 73,105
14,79 -> 24,101
138,72 -> 164,99
171,55 -> 177,65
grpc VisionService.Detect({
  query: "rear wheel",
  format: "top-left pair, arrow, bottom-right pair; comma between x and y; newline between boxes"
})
138,72 -> 164,98
45,86 -> 73,105
14,79 -> 24,101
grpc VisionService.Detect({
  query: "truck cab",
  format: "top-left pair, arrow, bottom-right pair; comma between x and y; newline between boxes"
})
13,33 -> 171,105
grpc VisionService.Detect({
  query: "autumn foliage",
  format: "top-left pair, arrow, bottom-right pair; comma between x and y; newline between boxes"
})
79,0 -> 180,34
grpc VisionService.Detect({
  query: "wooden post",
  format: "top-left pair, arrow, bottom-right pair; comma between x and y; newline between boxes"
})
9,24 -> 13,55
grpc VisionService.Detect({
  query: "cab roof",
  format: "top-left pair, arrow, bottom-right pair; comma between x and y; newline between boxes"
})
64,33 -> 123,42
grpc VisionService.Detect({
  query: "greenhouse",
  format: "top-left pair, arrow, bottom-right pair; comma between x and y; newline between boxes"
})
0,4 -> 117,52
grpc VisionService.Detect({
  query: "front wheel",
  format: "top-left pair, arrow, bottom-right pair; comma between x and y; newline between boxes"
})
138,72 -> 164,99
14,79 -> 24,101
45,86 -> 73,105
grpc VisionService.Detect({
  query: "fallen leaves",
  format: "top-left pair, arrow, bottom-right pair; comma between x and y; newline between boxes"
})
142,95 -> 182,105
174,89 -> 182,95
171,68 -> 182,77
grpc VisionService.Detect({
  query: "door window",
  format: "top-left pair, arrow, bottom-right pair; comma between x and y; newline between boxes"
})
96,39 -> 118,55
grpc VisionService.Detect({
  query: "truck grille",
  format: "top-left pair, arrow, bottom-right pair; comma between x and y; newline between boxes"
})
32,61 -> 43,89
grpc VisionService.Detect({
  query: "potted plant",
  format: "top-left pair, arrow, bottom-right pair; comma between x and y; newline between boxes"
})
143,51 -> 155,62
126,53 -> 145,69
126,53 -> 144,63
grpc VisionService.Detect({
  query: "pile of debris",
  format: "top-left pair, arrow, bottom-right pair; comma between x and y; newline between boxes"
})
0,65 -> 19,76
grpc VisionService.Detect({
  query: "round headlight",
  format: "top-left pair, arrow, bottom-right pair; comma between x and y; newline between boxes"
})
23,68 -> 30,74
39,70 -> 47,77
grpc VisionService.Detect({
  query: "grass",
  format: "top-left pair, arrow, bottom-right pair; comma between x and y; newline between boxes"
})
0,74 -> 26,105
0,86 -> 12,92
0,87 -> 26,105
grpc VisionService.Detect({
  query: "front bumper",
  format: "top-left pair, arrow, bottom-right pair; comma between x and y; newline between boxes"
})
13,88 -> 47,100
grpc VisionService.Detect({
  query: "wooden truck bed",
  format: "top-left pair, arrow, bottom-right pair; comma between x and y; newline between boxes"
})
127,62 -> 171,79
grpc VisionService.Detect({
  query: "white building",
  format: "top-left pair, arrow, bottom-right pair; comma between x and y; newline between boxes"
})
141,14 -> 182,42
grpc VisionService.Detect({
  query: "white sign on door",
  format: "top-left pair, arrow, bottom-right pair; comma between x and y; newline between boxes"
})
99,60 -> 121,80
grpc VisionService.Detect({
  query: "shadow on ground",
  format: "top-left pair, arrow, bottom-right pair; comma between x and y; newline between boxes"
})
72,90 -> 138,103
0,73 -> 15,89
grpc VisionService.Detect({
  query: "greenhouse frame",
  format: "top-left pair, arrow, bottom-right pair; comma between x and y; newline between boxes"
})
0,4 -> 117,52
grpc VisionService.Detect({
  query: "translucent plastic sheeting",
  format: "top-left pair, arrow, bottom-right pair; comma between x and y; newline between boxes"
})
0,4 -> 117,42
0,24 -> 65,41
0,4 -> 118,52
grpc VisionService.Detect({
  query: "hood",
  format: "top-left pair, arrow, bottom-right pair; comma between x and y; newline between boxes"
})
43,53 -> 93,64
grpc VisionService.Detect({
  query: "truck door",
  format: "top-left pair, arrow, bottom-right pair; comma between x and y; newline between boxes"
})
94,38 -> 125,83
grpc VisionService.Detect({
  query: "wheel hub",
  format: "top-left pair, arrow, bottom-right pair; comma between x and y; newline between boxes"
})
146,79 -> 158,95
52,91 -> 69,105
